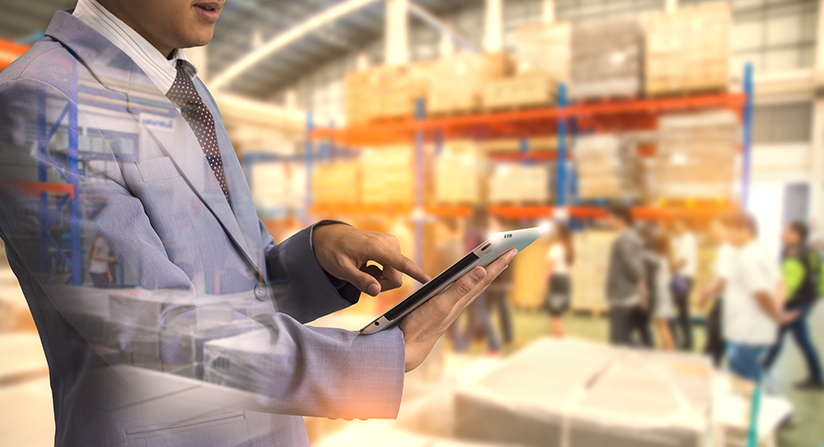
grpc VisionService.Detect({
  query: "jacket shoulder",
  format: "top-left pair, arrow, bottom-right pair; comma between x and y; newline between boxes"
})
0,38 -> 79,95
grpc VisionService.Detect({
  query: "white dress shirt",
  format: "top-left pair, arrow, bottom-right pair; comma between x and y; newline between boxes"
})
72,0 -> 196,94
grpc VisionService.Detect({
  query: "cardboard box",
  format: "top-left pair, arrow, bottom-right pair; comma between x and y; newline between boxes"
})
361,146 -> 414,205
426,53 -> 514,116
482,74 -> 556,111
312,161 -> 360,205
512,22 -> 571,82
435,141 -> 482,205
487,163 -> 552,204
570,16 -> 643,99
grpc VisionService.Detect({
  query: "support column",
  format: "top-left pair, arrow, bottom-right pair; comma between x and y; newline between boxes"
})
439,31 -> 455,58
385,0 -> 409,65
665,0 -> 678,14
542,0 -> 555,24
484,0 -> 503,53
811,2 -> 824,230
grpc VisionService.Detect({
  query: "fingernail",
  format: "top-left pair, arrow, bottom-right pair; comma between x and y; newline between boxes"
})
368,284 -> 380,296
472,267 -> 486,281
508,249 -> 518,261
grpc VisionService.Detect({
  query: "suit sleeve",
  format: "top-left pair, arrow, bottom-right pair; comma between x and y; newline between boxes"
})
0,78 -> 405,420
260,219 -> 361,323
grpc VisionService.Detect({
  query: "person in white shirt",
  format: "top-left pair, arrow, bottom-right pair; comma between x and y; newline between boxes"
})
89,234 -> 117,288
545,221 -> 575,337
710,213 -> 796,383
670,219 -> 697,350
699,219 -> 734,366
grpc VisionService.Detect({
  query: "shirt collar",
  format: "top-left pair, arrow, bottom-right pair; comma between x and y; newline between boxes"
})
72,0 -> 197,94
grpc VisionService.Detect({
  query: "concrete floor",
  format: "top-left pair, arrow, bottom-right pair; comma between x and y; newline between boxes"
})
468,306 -> 824,447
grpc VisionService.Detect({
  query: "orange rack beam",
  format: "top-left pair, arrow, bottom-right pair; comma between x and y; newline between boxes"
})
0,180 -> 76,200
488,204 -> 734,221
309,92 -> 746,147
309,203 -> 472,218
0,40 -> 30,70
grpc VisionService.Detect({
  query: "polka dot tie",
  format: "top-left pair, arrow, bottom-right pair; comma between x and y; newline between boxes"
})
166,60 -> 230,202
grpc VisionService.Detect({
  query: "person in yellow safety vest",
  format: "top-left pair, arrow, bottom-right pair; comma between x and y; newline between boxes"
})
762,221 -> 824,390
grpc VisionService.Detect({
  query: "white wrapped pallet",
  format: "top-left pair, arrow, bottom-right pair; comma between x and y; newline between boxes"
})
455,338 -> 712,447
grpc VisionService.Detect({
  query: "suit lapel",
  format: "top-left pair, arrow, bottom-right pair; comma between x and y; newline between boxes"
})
45,11 -> 263,280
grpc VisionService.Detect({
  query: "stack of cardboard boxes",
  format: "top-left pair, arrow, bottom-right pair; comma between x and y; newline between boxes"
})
434,141 -> 482,205
574,134 -> 644,200
344,64 -> 429,125
361,147 -> 415,205
570,16 -> 644,99
650,110 -> 738,201
427,53 -> 514,115
570,230 -> 616,314
645,3 -> 730,97
487,162 -> 553,205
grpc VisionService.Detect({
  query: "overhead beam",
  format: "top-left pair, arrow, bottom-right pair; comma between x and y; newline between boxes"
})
210,0 -> 381,90
408,1 -> 480,53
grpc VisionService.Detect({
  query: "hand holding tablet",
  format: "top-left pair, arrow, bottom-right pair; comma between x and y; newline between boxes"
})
358,226 -> 545,372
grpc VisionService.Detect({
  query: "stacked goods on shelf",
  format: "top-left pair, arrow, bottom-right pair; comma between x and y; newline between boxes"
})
455,338 -> 712,447
312,160 -> 360,205
251,162 -> 306,214
344,64 -> 429,125
570,16 -> 643,99
479,136 -> 571,154
482,73 -> 556,111
512,22 -> 571,83
434,141 -> 482,204
487,162 -> 553,204
650,110 -> 738,200
574,134 -> 643,200
510,234 -> 549,310
426,53 -> 514,116
645,2 -> 730,97
570,230 -> 616,314
693,237 -> 718,314
361,146 -> 414,205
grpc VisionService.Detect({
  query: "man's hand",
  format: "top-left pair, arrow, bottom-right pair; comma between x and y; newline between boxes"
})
779,309 -> 800,326
400,249 -> 517,372
312,224 -> 431,296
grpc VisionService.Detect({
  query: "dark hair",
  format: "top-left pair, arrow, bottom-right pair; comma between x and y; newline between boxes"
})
554,220 -> 575,266
606,203 -> 633,225
788,220 -> 809,243
721,211 -> 758,236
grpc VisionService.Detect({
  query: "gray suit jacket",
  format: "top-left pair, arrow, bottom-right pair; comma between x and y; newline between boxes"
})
0,11 -> 404,447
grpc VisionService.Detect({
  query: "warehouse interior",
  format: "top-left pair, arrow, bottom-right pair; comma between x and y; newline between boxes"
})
1,0 -> 823,446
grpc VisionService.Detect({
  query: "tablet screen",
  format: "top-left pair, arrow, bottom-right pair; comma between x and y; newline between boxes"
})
384,251 -> 480,321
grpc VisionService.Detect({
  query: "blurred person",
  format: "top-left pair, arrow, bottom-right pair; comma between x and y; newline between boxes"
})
712,213 -> 796,384
544,220 -> 575,338
0,2 -> 521,445
670,219 -> 697,350
462,208 -> 501,354
762,221 -> 824,390
604,203 -> 651,347
89,233 -> 117,288
699,219 -> 732,367
432,218 -> 468,353
486,216 -> 514,347
644,231 -> 676,351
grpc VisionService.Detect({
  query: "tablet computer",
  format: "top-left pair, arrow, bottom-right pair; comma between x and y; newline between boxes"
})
360,226 -> 544,335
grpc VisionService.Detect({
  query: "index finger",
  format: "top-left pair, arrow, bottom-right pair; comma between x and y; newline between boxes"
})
372,249 -> 431,285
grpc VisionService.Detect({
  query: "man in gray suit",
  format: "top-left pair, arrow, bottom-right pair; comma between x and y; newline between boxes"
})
0,1 -> 517,445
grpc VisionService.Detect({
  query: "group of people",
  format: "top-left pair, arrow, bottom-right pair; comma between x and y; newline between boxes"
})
542,203 -> 823,390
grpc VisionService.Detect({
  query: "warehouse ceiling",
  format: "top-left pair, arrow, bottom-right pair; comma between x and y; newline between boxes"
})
0,0 -> 480,99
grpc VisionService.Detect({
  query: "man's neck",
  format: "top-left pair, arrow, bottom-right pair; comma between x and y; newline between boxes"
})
96,0 -> 175,57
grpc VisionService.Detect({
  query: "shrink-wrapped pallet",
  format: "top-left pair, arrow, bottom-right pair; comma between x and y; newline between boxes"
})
570,16 -> 643,99
512,22 -> 571,82
482,74 -> 556,111
426,53 -> 514,116
569,230 -> 615,314
434,141 -> 482,204
361,146 -> 414,205
455,338 -> 711,447
645,3 -> 730,96
650,110 -> 738,200
312,160 -> 360,205
487,162 -> 552,204
574,134 -> 643,200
